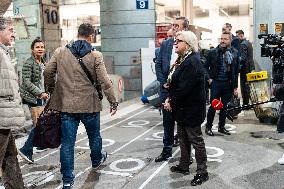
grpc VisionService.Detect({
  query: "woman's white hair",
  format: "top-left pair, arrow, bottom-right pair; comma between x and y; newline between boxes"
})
176,31 -> 199,52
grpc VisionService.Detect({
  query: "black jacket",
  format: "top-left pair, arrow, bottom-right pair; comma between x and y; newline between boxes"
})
169,52 -> 206,127
240,39 -> 254,73
204,45 -> 239,89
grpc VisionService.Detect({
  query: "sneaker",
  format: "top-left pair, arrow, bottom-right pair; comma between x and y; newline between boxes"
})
18,149 -> 34,164
63,181 -> 74,189
92,151 -> 107,170
278,154 -> 284,165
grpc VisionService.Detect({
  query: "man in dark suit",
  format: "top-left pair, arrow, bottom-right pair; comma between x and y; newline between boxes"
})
236,30 -> 255,107
154,16 -> 189,162
204,31 -> 239,136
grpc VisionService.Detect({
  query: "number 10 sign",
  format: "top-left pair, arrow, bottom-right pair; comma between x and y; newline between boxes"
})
136,0 -> 148,9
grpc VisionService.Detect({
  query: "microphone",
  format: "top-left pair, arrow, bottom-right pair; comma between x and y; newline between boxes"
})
210,98 -> 278,122
211,99 -> 234,122
211,99 -> 223,110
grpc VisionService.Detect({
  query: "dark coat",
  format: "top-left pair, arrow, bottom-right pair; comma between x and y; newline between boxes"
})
204,45 -> 239,90
169,52 -> 206,127
155,38 -> 174,100
240,39 -> 254,73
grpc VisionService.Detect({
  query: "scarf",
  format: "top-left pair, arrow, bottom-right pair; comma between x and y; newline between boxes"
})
167,50 -> 192,84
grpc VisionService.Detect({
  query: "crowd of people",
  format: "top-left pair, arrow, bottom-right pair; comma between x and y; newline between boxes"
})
0,13 -> 283,189
154,18 -> 259,186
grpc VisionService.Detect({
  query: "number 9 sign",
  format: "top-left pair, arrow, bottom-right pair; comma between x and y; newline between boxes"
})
136,0 -> 148,9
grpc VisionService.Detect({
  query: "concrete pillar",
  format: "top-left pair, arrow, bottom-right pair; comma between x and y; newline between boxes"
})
180,0 -> 193,24
253,0 -> 284,74
13,0 -> 61,70
100,0 -> 155,100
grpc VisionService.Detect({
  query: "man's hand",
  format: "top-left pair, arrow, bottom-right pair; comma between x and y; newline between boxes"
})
162,98 -> 172,112
208,79 -> 213,85
110,102 -> 118,116
163,83 -> 170,89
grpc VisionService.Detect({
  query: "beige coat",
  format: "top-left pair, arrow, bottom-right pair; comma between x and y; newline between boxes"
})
44,47 -> 116,113
0,43 -> 25,129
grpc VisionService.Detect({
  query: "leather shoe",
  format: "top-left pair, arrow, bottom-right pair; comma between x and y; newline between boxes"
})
155,152 -> 171,162
218,127 -> 231,135
205,128 -> 214,136
191,173 -> 209,186
170,165 -> 189,175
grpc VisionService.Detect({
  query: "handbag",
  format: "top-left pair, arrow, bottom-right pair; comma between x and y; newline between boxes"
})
227,95 -> 241,118
32,102 -> 61,148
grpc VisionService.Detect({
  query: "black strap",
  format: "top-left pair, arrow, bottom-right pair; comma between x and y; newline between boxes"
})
66,45 -> 103,100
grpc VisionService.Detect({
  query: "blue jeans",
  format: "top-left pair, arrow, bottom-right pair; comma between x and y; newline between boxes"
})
60,112 -> 102,184
20,128 -> 35,159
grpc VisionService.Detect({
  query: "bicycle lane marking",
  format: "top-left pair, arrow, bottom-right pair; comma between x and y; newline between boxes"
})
54,121 -> 162,189
138,148 -> 180,189
20,106 -> 151,169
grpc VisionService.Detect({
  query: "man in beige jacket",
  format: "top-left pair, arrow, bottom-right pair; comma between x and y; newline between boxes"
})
0,16 -> 25,189
44,23 -> 118,189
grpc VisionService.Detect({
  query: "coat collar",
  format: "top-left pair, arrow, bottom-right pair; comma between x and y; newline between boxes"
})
0,43 -> 9,54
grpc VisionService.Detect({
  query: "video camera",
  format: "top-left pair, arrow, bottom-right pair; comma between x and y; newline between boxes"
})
258,34 -> 284,84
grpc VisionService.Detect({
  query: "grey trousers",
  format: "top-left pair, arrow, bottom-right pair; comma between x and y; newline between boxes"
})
0,129 -> 25,189
177,124 -> 207,175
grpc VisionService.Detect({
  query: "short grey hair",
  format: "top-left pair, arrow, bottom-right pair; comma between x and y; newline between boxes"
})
176,31 -> 199,52
0,16 -> 12,31
175,16 -> 190,31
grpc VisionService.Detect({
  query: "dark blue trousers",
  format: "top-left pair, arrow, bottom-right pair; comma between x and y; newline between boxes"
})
206,80 -> 232,128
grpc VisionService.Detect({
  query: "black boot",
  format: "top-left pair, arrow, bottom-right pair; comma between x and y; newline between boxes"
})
191,173 -> 209,186
170,165 -> 189,175
205,128 -> 214,136
218,127 -> 231,135
155,151 -> 172,162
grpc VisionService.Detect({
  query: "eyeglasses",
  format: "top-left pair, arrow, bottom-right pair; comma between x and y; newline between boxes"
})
172,24 -> 180,29
174,39 -> 185,44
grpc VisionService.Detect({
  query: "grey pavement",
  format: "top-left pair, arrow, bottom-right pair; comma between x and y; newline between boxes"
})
2,98 -> 284,189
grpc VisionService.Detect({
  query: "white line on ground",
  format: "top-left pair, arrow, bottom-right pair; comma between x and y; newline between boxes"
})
54,121 -> 162,189
100,170 -> 132,177
137,148 -> 180,189
52,108 -> 158,189
110,121 -> 162,154
20,106 -> 151,169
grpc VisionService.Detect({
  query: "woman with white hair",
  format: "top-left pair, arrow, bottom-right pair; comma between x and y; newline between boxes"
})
163,30 -> 209,186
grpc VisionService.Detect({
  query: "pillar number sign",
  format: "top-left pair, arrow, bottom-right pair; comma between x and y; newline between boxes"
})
136,0 -> 148,9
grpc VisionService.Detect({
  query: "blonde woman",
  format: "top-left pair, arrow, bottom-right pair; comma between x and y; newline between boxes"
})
163,31 -> 209,186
